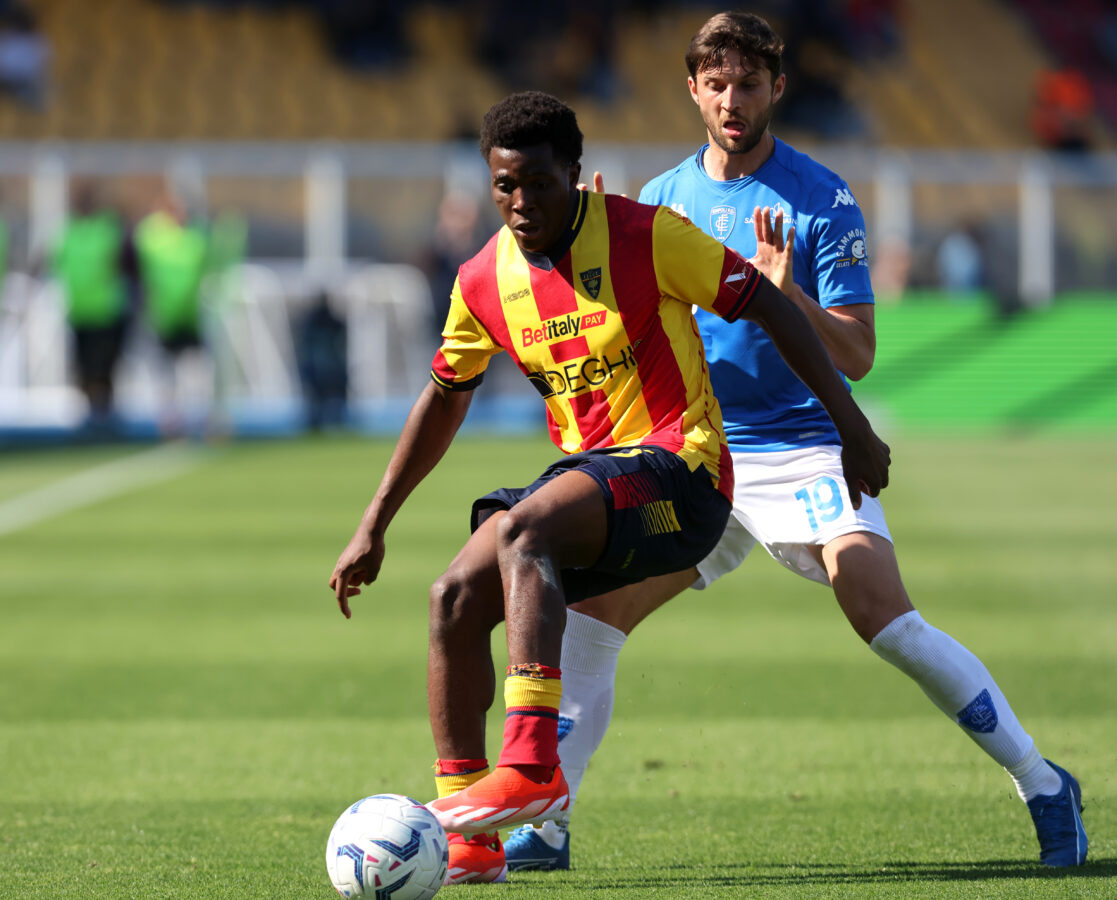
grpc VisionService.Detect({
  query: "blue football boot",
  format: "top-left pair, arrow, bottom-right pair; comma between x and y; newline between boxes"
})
1026,760 -> 1087,866
504,823 -> 570,871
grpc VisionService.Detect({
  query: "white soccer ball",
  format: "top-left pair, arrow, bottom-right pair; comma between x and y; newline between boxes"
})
325,793 -> 448,899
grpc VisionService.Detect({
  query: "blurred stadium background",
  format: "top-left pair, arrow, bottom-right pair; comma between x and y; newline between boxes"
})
0,0 -> 1115,442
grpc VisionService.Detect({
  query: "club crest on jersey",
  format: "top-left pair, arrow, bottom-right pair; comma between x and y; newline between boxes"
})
579,267 -> 602,299
710,205 -> 736,242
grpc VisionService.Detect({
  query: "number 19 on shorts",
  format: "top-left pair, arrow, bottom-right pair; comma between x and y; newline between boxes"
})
794,476 -> 844,533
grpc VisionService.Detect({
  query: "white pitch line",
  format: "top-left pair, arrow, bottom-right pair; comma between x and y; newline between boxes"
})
0,442 -> 213,536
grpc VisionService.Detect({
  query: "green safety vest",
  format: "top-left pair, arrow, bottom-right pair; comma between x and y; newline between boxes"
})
52,213 -> 127,328
135,211 -> 208,339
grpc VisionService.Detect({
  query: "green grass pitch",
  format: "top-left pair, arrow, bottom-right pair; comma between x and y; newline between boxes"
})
0,432 -> 1113,898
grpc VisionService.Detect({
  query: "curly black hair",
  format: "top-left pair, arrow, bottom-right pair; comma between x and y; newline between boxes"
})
479,91 -> 583,166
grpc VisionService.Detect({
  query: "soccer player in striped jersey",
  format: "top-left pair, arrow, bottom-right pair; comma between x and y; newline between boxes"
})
329,90 -> 890,884
504,11 -> 1087,874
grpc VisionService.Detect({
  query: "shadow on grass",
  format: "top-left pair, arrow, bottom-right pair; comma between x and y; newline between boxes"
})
591,857 -> 1117,888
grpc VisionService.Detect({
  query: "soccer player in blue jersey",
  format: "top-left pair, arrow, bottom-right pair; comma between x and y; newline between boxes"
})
502,10 -> 1087,873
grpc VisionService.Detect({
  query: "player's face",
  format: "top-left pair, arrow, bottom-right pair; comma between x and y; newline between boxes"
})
689,51 -> 785,156
488,144 -> 580,254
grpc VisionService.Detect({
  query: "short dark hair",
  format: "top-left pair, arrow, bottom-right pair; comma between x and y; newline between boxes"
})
479,91 -> 583,167
685,11 -> 784,81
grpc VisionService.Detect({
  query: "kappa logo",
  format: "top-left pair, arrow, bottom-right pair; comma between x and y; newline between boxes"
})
710,205 -> 736,242
831,188 -> 858,208
670,201 -> 688,218
580,267 -> 602,299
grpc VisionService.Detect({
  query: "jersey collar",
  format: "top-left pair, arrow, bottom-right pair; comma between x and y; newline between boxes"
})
695,136 -> 783,186
518,189 -> 588,271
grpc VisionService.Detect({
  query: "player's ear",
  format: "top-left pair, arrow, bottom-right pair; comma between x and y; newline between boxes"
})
688,76 -> 699,105
568,162 -> 582,188
771,72 -> 787,104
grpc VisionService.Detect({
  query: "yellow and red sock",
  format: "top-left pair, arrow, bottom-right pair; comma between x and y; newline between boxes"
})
434,758 -> 489,799
497,663 -> 562,769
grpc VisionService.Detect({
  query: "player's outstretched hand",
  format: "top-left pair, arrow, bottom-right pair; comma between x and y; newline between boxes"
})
749,206 -> 795,296
329,529 -> 386,619
840,426 -> 891,510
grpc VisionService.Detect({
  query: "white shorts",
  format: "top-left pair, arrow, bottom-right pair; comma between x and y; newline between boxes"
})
694,445 -> 892,589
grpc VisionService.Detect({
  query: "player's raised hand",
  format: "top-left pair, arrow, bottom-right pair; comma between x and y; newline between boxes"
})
329,528 -> 386,618
576,171 -> 624,196
749,206 -> 795,296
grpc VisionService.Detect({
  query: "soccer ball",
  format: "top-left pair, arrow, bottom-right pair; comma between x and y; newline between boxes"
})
325,793 -> 448,899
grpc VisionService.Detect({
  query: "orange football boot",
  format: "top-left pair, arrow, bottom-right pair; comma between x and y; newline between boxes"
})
429,765 -> 570,835
444,831 -> 507,884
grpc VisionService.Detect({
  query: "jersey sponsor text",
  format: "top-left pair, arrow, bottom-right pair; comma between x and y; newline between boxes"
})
522,310 -> 608,347
527,344 -> 638,398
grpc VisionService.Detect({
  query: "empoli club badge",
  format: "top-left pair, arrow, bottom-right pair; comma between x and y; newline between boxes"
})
710,205 -> 736,242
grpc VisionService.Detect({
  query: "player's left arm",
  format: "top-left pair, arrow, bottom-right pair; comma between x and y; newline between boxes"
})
738,276 -> 889,508
751,205 -> 875,380
653,209 -> 890,506
787,293 -> 874,381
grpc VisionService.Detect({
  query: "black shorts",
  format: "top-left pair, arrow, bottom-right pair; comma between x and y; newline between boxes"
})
159,328 -> 202,355
73,323 -> 125,384
472,446 -> 731,603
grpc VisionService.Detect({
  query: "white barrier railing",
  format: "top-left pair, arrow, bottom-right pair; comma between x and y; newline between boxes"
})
0,261 -> 437,433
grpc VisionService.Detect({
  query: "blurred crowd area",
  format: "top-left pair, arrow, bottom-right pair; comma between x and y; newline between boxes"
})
0,0 -> 1115,439
0,0 -> 1110,148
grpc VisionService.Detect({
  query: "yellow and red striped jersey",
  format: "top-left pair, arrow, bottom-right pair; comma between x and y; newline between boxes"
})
431,190 -> 762,499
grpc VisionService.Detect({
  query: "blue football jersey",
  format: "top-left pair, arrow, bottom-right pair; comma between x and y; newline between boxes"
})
639,138 -> 873,451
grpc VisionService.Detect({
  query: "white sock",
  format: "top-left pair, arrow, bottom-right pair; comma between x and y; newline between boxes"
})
870,610 -> 1059,799
552,609 -> 627,826
1006,744 -> 1063,802
533,819 -> 568,849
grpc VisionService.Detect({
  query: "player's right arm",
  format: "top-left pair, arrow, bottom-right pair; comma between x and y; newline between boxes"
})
330,274 -> 497,617
330,381 -> 473,617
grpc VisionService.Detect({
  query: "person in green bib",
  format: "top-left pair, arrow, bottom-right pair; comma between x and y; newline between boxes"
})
51,182 -> 130,426
134,193 -> 208,353
134,191 -> 212,435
